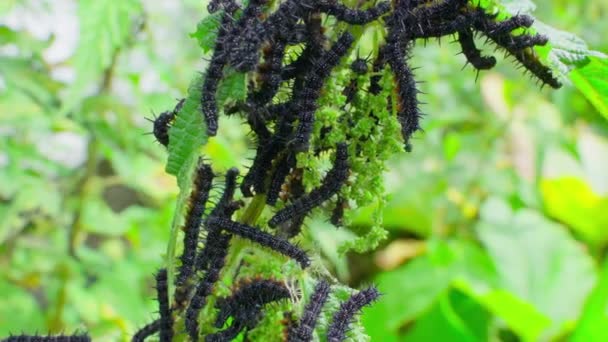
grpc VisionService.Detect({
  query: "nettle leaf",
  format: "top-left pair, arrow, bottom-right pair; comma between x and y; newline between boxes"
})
489,0 -> 607,89
216,69 -> 247,105
534,22 -> 607,79
166,74 -> 207,180
476,197 -> 597,339
164,74 -> 206,294
62,0 -> 142,116
190,13 -> 222,53
569,57 -> 608,119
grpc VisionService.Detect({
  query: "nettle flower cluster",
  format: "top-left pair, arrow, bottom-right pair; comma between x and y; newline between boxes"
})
1,1 -> 560,342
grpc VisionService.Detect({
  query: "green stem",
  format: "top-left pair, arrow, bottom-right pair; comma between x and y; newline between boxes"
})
239,194 -> 267,226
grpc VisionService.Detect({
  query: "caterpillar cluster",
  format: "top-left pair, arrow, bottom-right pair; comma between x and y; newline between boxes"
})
2,1 -> 563,341
135,1 -> 559,340
125,151 -> 375,341
211,279 -> 293,341
285,281 -> 380,342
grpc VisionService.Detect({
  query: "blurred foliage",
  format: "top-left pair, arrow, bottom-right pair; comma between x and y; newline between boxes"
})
0,0 -> 607,341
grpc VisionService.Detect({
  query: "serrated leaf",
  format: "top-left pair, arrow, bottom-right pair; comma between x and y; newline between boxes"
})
570,57 -> 608,119
166,74 -> 207,179
216,69 -> 247,105
486,1 -> 606,85
190,13 -> 222,53
164,73 -> 207,298
534,22 -> 607,80
61,0 -> 141,116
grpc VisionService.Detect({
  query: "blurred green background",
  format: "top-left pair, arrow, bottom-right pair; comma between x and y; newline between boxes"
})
1,0 -> 607,341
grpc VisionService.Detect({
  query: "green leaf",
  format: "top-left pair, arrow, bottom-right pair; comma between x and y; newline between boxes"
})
465,289 -> 552,341
570,57 -> 608,119
80,200 -> 128,236
402,290 -> 491,342
363,244 -> 455,340
216,69 -> 247,106
190,13 -> 222,53
571,260 -> 608,342
487,1 -> 606,84
166,74 -> 207,180
534,22 -> 607,80
62,0 -> 141,116
0,280 -> 45,336
476,197 -> 597,338
541,177 -> 608,245
443,132 -> 461,161
164,73 -> 207,297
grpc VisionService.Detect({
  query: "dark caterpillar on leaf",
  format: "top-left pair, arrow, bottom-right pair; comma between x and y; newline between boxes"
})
286,280 -> 331,342
326,286 -> 380,342
291,33 -> 355,152
185,242 -> 230,342
1,334 -> 91,342
319,1 -> 391,25
131,319 -> 160,342
457,28 -> 496,70
156,269 -> 173,342
174,161 -> 214,307
206,279 -> 292,341
267,152 -> 296,206
206,216 -> 311,268
384,36 -> 421,152
207,0 -> 240,14
214,279 -> 293,330
150,98 -> 185,147
201,14 -> 234,136
269,143 -> 349,227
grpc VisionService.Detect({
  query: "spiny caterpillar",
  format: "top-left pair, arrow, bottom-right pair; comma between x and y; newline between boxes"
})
214,279 -> 293,332
269,143 -> 349,228
1,334 -> 91,342
326,286 -> 380,342
286,280 -> 331,342
156,269 -> 173,342
206,217 -> 311,268
149,98 -> 184,147
174,161 -> 214,306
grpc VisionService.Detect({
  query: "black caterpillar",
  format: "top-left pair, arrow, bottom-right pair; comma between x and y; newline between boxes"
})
286,280 -> 331,342
326,286 -> 380,342
269,143 -> 349,227
1,334 -> 91,342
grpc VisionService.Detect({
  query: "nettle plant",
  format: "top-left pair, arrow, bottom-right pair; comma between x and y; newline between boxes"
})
2,0 -> 571,342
